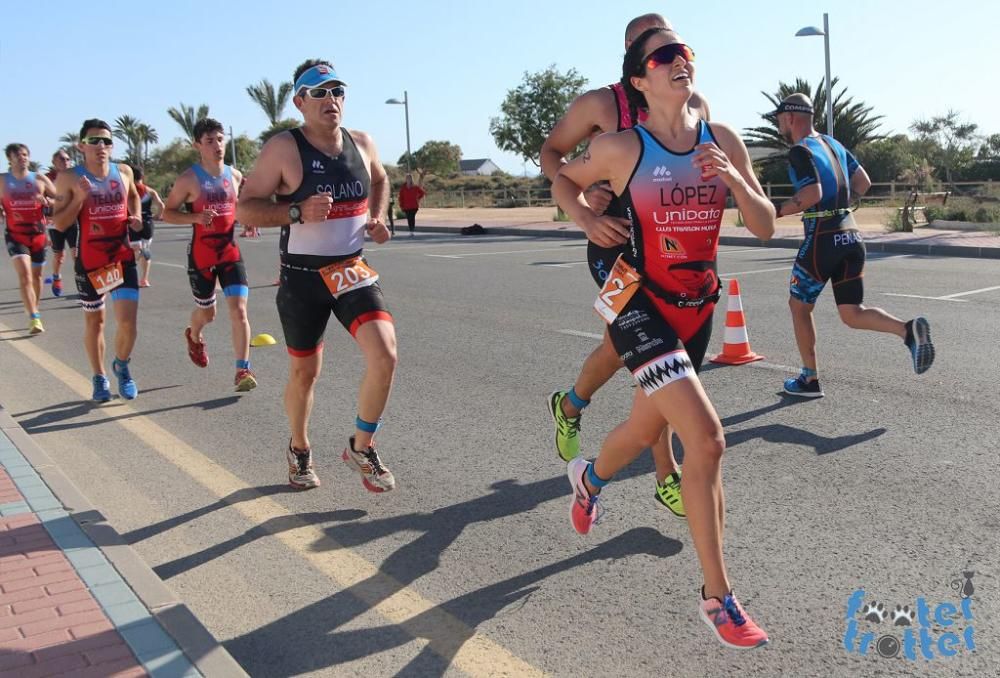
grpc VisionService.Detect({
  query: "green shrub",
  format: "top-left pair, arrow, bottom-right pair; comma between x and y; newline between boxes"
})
973,206 -> 1000,223
924,205 -> 945,222
884,208 -> 906,232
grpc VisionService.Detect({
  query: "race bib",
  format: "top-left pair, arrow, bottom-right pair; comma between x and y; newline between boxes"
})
318,257 -> 379,298
594,254 -> 641,324
87,262 -> 124,295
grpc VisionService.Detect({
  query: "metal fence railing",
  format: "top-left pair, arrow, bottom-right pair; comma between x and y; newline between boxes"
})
415,181 -> 998,210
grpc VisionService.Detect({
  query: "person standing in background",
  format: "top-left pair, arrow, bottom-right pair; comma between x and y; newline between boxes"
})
397,173 -> 425,236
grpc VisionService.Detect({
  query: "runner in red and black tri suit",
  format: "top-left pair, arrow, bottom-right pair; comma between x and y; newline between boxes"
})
539,12 -> 711,515
162,118 -> 256,392
45,149 -> 77,297
130,166 -> 163,288
553,27 -> 775,650
2,143 -> 57,334
52,119 -> 143,403
237,59 -> 397,493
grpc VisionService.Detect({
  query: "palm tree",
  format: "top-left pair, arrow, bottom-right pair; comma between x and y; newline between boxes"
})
246,79 -> 293,127
167,103 -> 210,142
113,115 -> 143,165
59,132 -> 82,164
135,123 -> 159,164
743,77 -> 884,171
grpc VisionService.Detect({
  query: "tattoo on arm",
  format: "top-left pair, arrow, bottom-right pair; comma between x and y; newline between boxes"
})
582,150 -> 591,164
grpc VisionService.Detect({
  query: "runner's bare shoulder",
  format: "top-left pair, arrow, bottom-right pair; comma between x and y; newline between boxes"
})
689,91 -> 713,121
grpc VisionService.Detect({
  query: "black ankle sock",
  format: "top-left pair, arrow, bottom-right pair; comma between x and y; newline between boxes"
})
904,320 -> 914,346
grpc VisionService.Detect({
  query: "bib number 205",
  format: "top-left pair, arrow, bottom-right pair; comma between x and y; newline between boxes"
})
318,258 -> 379,298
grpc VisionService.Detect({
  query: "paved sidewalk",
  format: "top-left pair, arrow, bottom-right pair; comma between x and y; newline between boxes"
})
408,207 -> 1000,258
0,406 -> 247,678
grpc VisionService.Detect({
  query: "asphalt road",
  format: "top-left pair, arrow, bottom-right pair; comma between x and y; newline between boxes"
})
1,226 -> 998,677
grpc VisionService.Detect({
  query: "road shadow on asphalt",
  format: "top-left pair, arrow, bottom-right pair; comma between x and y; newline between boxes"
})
14,390 -> 237,435
718,399 -> 886,456
134,486 -> 369,579
117,399 -> 801,582
224,527 -> 680,677
0,333 -> 36,342
0,302 -> 80,317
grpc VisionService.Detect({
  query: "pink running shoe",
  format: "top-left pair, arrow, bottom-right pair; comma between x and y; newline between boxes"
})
699,590 -> 769,649
567,457 -> 601,535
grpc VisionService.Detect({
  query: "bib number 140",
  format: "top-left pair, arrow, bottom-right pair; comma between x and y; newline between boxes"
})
87,262 -> 125,295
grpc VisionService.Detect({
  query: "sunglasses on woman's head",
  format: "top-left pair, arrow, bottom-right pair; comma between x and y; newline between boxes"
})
81,137 -> 113,146
642,43 -> 695,74
302,86 -> 346,100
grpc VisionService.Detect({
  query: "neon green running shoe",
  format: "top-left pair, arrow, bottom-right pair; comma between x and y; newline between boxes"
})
547,390 -> 581,462
655,471 -> 685,518
28,317 -> 44,335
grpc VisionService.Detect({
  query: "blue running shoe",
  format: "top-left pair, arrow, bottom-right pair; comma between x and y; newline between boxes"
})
92,375 -> 112,403
904,317 -> 935,375
112,358 -> 138,400
783,375 -> 824,398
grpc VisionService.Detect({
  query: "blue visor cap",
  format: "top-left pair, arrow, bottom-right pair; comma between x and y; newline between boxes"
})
294,65 -> 347,93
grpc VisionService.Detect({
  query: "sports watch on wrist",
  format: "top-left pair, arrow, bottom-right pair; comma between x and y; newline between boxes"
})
288,203 -> 303,224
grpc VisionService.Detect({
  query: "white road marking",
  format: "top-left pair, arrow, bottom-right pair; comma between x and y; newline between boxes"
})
883,293 -> 968,303
937,285 -> 1000,299
426,246 -> 584,259
153,261 -> 186,269
557,329 -> 603,340
720,265 -> 792,278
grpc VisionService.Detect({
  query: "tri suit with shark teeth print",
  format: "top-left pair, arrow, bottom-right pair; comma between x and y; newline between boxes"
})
608,120 -> 727,395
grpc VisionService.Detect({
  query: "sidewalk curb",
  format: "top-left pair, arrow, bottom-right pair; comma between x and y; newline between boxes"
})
410,224 -> 1000,259
0,405 -> 248,678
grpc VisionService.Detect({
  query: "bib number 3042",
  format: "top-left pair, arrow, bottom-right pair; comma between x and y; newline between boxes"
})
318,258 -> 379,298
594,255 -> 641,324
87,262 -> 125,295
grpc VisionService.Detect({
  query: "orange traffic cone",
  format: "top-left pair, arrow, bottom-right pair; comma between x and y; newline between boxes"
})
710,279 -> 764,365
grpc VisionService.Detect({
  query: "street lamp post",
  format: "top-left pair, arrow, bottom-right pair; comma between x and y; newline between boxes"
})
385,91 -> 411,171
795,13 -> 834,137
229,125 -> 237,168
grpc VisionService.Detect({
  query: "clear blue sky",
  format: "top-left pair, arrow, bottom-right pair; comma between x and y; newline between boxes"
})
2,0 -> 996,175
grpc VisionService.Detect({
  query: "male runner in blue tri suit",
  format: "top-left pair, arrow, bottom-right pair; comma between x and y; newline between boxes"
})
774,94 -> 935,398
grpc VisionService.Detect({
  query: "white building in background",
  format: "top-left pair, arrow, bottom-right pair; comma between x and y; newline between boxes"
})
459,158 -> 501,176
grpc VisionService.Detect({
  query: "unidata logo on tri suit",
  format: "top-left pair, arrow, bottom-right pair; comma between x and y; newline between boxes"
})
842,567 -> 984,662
